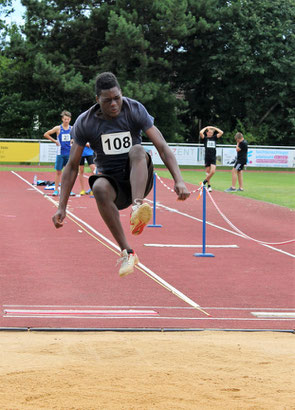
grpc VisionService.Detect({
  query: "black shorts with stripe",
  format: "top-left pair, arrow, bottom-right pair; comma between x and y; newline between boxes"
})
88,153 -> 154,210
234,161 -> 246,171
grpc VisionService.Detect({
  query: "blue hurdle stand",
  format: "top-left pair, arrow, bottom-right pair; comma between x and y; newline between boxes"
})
148,172 -> 162,228
194,185 -> 214,257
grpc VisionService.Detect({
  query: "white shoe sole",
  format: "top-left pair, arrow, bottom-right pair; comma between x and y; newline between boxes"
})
119,254 -> 139,277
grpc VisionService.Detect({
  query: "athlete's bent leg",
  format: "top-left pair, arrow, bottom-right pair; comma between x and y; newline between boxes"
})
129,145 -> 149,203
128,146 -> 152,235
92,177 -> 132,251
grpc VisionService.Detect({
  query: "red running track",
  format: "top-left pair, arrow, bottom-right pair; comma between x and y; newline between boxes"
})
0,170 -> 294,331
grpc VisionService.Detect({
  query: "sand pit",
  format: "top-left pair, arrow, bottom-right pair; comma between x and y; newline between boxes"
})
0,331 -> 294,409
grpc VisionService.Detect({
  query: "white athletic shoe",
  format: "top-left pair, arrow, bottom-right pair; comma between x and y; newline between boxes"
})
118,249 -> 139,277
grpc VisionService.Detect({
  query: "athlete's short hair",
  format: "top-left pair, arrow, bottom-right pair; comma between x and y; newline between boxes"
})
60,110 -> 71,118
95,72 -> 121,96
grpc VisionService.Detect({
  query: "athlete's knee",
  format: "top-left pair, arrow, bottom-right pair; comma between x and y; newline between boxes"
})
129,145 -> 147,162
92,178 -> 115,203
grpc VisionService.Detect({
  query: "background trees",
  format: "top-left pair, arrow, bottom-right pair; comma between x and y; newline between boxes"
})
0,0 -> 294,145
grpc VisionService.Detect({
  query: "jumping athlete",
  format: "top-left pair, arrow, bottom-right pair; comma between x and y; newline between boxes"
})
200,125 -> 223,191
52,72 -> 190,276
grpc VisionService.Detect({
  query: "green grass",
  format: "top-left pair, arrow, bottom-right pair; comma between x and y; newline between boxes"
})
0,166 -> 54,172
156,169 -> 295,209
1,164 -> 294,209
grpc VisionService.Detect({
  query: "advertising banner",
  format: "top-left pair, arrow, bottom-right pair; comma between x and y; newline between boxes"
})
144,145 -> 224,166
143,145 -> 203,166
222,148 -> 295,168
1,140 -> 294,168
222,148 -> 237,166
247,149 -> 294,168
0,142 -> 39,162
39,143 -> 57,162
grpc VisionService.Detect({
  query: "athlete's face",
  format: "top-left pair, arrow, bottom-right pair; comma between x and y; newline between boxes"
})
62,115 -> 71,126
207,129 -> 213,138
96,87 -> 123,119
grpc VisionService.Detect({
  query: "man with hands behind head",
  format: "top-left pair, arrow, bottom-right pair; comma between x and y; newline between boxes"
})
200,125 -> 223,192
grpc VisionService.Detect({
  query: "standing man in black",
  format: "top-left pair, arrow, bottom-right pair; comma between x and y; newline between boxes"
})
225,132 -> 248,192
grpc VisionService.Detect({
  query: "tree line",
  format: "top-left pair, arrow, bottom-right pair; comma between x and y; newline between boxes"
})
0,0 -> 294,145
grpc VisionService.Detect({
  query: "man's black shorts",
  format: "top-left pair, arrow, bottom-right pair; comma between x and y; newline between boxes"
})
205,152 -> 216,167
80,155 -> 94,166
88,153 -> 154,210
234,161 -> 246,171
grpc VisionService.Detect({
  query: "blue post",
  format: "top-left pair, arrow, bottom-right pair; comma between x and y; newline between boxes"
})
194,186 -> 214,257
148,172 -> 162,228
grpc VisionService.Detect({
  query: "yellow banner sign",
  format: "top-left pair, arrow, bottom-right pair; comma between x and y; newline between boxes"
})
0,142 -> 39,162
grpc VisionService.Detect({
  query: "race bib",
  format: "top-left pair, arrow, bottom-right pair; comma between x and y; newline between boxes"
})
101,132 -> 132,155
62,133 -> 71,142
207,140 -> 216,148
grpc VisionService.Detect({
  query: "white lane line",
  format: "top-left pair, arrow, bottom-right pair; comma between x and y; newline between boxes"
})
4,305 -> 295,311
4,309 -> 159,317
4,305 -> 294,321
11,171 -> 204,312
251,312 -> 295,318
145,199 -> 295,258
3,315 -> 295,321
204,307 -> 295,311
144,244 -> 238,248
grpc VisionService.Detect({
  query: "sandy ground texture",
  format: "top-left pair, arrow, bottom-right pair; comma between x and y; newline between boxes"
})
0,331 -> 294,410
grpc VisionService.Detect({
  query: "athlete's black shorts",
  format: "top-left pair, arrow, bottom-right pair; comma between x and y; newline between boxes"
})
88,153 -> 154,210
233,161 -> 246,172
205,152 -> 216,167
80,155 -> 94,166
